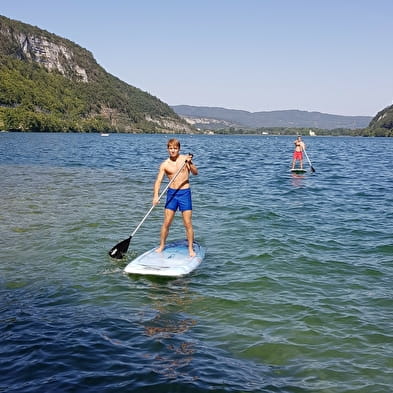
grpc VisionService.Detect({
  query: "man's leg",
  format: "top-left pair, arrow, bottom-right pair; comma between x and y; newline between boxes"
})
182,210 -> 195,257
156,208 -> 175,252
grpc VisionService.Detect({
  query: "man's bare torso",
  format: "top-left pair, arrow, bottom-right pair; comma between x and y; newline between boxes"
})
163,155 -> 190,189
295,141 -> 305,152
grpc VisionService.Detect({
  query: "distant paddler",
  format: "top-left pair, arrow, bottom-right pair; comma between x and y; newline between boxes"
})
291,135 -> 306,170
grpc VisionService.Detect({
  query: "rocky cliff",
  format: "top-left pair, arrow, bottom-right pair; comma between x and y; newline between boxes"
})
0,15 -> 192,133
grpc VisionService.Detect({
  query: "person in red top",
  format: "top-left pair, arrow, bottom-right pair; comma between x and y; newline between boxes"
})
291,135 -> 306,170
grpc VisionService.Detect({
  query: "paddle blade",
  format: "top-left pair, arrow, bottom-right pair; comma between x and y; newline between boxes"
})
108,236 -> 131,259
311,166 -> 316,173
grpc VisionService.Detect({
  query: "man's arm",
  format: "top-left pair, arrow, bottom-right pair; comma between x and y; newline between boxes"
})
153,163 -> 166,205
186,154 -> 198,176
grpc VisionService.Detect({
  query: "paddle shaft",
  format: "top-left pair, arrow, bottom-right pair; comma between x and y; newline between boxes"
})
302,148 -> 315,172
129,159 -> 189,238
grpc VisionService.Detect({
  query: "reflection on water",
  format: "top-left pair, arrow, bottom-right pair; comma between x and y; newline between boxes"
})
140,280 -> 200,380
290,172 -> 307,187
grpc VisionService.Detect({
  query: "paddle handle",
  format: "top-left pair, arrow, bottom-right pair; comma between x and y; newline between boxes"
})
130,158 -> 190,238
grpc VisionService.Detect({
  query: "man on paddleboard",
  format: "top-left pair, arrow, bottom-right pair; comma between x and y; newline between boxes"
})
153,138 -> 198,257
291,135 -> 306,170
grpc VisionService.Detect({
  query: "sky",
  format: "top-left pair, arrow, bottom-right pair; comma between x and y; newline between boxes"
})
1,0 -> 392,117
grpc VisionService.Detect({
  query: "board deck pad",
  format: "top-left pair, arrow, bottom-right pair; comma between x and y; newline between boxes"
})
124,239 -> 205,277
290,168 -> 307,174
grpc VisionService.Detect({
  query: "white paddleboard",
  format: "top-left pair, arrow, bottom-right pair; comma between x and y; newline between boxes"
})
124,239 -> 205,277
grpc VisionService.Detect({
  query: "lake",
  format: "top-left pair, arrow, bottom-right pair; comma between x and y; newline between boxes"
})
1,132 -> 392,392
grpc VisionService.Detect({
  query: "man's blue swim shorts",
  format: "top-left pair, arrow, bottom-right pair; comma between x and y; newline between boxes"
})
165,188 -> 192,212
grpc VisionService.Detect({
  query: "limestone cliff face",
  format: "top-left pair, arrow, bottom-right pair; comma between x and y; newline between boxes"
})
0,22 -> 89,82
18,33 -> 88,82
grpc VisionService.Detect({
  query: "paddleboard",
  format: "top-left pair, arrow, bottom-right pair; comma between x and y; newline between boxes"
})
290,168 -> 307,174
124,239 -> 205,277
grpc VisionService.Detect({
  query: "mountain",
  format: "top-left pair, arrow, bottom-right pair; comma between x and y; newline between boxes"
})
0,15 -> 192,133
367,104 -> 393,136
171,105 -> 372,131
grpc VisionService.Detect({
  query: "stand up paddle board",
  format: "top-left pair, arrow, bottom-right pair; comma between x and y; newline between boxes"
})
124,239 -> 205,277
290,168 -> 307,174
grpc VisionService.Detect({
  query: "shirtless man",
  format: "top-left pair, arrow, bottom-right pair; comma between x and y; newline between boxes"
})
153,138 -> 198,257
291,135 -> 306,169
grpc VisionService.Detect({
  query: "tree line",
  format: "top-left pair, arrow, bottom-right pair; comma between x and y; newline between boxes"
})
210,125 -> 392,137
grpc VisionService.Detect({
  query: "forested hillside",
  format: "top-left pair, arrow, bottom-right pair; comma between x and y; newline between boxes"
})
367,105 -> 393,136
1,14 -> 391,136
0,15 -> 191,133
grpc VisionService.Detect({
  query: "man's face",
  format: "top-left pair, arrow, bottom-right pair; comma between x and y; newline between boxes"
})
167,143 -> 180,158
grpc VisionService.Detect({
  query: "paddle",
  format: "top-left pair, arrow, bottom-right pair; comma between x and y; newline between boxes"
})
302,148 -> 315,172
108,157 -> 191,259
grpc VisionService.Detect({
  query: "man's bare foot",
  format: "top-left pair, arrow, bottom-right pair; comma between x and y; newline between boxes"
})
189,249 -> 196,257
155,246 -> 164,253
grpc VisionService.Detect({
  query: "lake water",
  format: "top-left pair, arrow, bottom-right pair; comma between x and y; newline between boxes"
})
1,133 -> 392,393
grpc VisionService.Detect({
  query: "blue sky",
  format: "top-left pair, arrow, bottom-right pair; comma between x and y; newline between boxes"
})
1,0 -> 392,116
